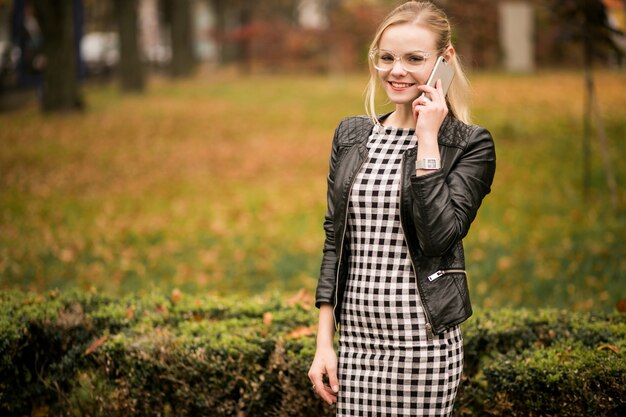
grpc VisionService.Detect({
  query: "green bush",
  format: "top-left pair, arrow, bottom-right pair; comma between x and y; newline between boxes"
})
1,290 -> 624,416
457,309 -> 626,416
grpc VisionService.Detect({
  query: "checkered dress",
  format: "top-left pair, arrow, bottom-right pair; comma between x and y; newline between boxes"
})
337,125 -> 463,417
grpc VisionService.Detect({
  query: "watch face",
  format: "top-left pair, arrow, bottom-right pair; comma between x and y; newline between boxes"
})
418,158 -> 441,170
425,159 -> 438,169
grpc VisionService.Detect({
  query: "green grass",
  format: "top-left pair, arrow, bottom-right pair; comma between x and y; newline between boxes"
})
1,69 -> 625,312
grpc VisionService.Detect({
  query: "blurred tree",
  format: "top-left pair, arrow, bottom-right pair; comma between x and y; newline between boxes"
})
209,0 -> 247,67
552,0 -> 624,206
236,0 -> 253,74
161,0 -> 196,77
326,1 -> 389,73
433,0 -> 501,68
213,0 -> 258,73
113,0 -> 144,92
209,0 -> 228,64
31,0 -> 84,112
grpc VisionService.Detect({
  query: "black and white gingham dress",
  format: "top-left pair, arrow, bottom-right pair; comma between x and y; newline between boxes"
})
337,125 -> 463,417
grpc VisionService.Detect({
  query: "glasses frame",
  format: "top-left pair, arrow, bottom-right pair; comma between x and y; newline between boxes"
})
369,49 -> 435,73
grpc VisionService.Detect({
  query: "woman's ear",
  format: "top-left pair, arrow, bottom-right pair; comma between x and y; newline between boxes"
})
444,46 -> 455,62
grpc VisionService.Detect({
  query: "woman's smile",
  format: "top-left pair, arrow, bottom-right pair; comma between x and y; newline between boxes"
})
388,81 -> 416,91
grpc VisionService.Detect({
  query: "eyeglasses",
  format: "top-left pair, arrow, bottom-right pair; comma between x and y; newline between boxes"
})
369,49 -> 433,72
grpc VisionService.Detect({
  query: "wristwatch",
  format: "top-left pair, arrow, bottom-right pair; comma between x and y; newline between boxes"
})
416,158 -> 441,170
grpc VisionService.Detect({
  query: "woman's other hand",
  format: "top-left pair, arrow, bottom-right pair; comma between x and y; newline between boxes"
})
308,346 -> 339,405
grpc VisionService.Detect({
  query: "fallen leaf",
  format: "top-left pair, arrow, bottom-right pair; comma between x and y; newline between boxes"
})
597,344 -> 620,354
263,312 -> 273,327
126,305 -> 136,321
496,256 -> 513,271
60,248 -> 75,263
84,335 -> 109,356
31,406 -> 49,417
171,288 -> 183,305
286,325 -> 315,339
616,298 -> 626,313
286,288 -> 314,309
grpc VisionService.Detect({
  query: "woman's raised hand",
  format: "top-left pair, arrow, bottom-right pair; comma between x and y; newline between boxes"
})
412,78 -> 449,143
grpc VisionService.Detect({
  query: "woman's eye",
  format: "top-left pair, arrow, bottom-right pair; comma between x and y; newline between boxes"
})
407,55 -> 426,63
380,54 -> 395,62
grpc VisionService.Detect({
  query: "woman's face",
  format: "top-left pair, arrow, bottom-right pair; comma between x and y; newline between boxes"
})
376,23 -> 439,106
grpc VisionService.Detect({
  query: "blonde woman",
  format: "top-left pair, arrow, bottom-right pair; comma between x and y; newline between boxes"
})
308,1 -> 496,416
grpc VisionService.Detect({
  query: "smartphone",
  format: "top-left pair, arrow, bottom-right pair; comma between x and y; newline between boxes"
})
420,56 -> 455,100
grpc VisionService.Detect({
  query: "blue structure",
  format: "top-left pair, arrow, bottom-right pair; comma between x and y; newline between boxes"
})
10,0 -> 85,90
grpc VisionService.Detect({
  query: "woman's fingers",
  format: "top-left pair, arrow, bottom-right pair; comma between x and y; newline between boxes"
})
327,360 -> 340,394
413,79 -> 441,116
436,78 -> 446,101
413,79 -> 449,138
417,80 -> 448,114
308,361 -> 338,405
412,93 -> 430,118
418,80 -> 444,103
316,379 -> 338,405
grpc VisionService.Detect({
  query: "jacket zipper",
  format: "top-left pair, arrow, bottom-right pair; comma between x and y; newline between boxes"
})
427,269 -> 467,282
398,152 -> 435,341
333,152 -> 368,330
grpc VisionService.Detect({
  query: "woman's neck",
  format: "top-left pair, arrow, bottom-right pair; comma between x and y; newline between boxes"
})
383,105 -> 415,129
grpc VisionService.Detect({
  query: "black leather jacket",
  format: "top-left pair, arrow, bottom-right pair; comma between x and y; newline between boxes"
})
315,114 -> 496,335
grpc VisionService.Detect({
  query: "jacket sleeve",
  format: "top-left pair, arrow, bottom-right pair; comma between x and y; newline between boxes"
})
409,126 -> 496,257
315,121 -> 343,308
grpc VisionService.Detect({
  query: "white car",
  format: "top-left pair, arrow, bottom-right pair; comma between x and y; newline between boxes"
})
80,32 -> 119,75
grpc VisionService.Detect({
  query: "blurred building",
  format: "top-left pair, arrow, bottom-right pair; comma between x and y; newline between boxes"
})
298,0 -> 329,30
499,1 -> 534,72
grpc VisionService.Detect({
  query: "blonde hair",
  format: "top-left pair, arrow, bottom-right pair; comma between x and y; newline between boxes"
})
365,1 -> 472,124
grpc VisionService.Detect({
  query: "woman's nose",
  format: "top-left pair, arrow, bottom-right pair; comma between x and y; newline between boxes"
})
390,59 -> 407,75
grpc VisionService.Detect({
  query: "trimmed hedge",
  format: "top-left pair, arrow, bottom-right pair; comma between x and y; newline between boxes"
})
1,290 -> 624,416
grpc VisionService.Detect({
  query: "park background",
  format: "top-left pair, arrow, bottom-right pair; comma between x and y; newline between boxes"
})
0,0 -> 625,416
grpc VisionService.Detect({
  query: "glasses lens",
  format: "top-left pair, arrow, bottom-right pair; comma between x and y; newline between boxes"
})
371,51 -> 429,72
372,51 -> 394,71
402,52 -> 429,71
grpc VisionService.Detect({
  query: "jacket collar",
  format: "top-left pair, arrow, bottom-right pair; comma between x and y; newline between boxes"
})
348,113 -> 460,147
376,112 -> 456,145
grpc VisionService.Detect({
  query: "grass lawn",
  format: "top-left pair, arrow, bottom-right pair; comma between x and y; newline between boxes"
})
1,69 -> 625,312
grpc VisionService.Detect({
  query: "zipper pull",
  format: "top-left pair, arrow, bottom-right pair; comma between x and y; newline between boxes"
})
427,270 -> 445,282
425,323 -> 434,341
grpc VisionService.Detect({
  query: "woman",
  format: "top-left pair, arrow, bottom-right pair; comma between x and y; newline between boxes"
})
308,1 -> 496,416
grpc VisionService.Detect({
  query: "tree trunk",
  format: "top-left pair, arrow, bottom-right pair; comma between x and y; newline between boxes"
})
31,0 -> 83,112
582,12 -> 618,207
237,1 -> 252,74
113,0 -> 145,92
582,66 -> 592,200
211,0 -> 228,65
590,85 -> 619,207
162,0 -> 195,78
582,9 -> 593,202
